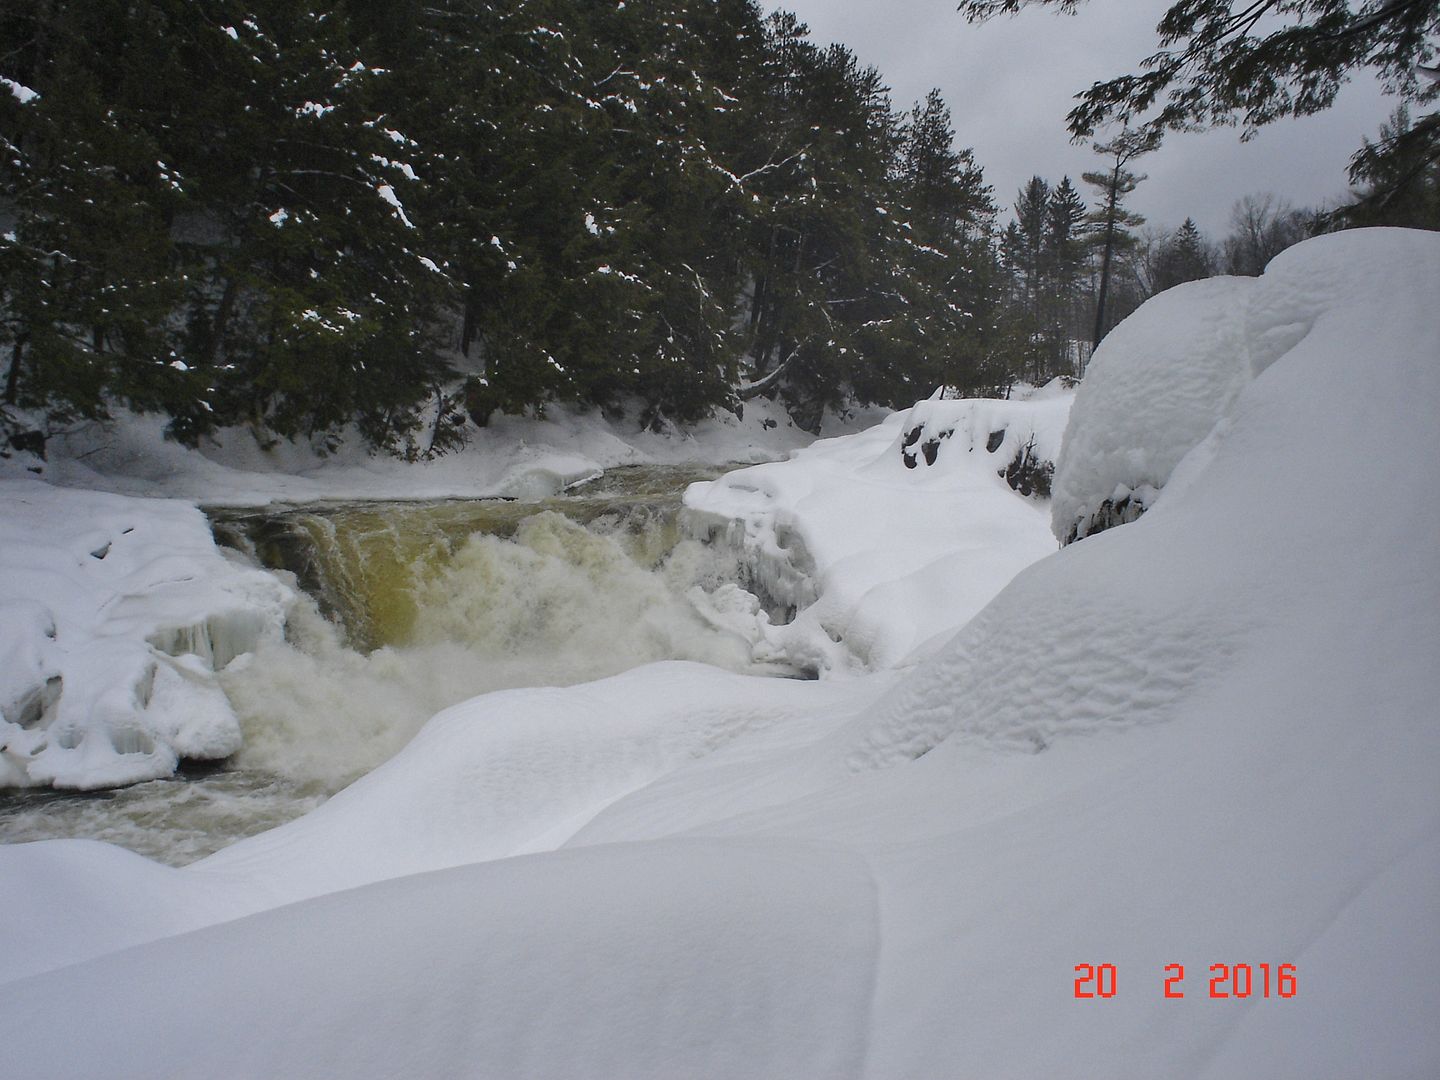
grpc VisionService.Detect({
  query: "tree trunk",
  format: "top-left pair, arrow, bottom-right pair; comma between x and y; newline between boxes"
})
204,278 -> 239,367
460,291 -> 478,358
4,334 -> 26,405
1091,171 -> 1121,350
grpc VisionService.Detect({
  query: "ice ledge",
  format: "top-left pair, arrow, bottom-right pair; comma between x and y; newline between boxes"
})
0,481 -> 294,790
683,393 -> 1071,677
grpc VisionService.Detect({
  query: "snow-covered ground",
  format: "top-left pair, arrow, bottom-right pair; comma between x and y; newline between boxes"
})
2,393 -> 886,506
1,228 -> 1437,1077
685,383 -> 1071,673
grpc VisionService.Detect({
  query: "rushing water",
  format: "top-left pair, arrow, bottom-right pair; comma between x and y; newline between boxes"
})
0,465 -> 784,865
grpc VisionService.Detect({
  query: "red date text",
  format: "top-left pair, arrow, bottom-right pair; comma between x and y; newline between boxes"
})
1073,963 -> 1296,999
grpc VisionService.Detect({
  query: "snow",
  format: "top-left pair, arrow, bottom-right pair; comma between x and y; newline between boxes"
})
1051,276 -> 1255,542
684,385 -> 1071,672
1048,243 -> 1364,547
2,76 -> 39,104
199,663 -> 894,906
3,839 -> 881,1080
375,182 -> 414,227
2,396 -> 883,507
0,483 -> 293,789
1,228 -> 1437,1076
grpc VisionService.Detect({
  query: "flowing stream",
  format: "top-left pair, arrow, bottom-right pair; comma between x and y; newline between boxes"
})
0,465 -> 786,865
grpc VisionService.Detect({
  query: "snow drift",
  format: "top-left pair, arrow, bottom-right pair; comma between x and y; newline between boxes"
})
1049,276 -> 1254,542
1051,241 -> 1376,544
684,386 -> 1071,673
1,228 -> 1437,1078
0,483 -> 293,788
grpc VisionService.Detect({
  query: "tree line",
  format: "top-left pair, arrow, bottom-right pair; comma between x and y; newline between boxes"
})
993,167 -> 1354,385
2,1 -> 1435,458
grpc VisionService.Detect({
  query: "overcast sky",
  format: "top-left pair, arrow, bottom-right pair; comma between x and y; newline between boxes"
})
769,0 -> 1399,238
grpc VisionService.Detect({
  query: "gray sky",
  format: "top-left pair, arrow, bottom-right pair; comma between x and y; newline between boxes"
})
770,0 -> 1399,239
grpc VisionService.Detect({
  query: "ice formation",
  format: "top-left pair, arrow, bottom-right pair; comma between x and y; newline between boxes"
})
684,387 -> 1072,672
0,483 -> 293,788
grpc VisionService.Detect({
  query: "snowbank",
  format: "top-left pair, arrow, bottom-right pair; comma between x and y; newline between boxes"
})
198,663 -> 894,906
2,229 -> 1437,1077
2,395 -> 887,507
1050,276 -> 1254,542
0,482 -> 293,788
683,386 -> 1071,672
1051,234 -> 1393,544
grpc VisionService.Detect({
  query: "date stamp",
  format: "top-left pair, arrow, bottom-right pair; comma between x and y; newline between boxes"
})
1073,963 -> 1297,999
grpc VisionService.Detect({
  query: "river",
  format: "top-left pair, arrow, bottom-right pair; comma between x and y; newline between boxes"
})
0,465 -> 788,865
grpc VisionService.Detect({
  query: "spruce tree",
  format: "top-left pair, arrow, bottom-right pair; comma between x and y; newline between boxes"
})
1044,177 -> 1088,374
1152,218 -> 1214,292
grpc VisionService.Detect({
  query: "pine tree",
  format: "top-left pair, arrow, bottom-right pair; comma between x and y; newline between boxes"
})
2,0 -> 1022,451
1011,176 -> 1049,328
1083,130 -> 1155,349
1343,105 -> 1440,230
886,89 -> 996,397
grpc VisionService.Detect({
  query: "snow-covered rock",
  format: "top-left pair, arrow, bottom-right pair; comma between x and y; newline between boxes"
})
684,391 -> 1071,673
0,482 -> 293,788
1052,228 -> 1428,545
1051,276 -> 1254,543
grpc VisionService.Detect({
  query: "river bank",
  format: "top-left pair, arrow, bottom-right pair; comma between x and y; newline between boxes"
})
1,394 -> 889,506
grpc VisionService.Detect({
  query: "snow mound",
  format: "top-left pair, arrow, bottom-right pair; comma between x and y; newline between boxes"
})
1052,232 -> 1426,545
863,227 -> 1439,764
3,838 -> 881,1080
194,663 -> 885,908
683,391 -> 1071,672
1052,276 -> 1255,542
0,482 -> 293,789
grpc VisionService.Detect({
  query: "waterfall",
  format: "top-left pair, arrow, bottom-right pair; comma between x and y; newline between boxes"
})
211,466 -> 788,791
2,466 -> 793,864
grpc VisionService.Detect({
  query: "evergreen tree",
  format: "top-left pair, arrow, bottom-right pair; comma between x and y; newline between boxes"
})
1343,105 -> 1440,229
1083,130 -> 1155,348
1152,217 -> 1214,291
0,1 -> 458,453
1044,176 -> 1088,372
1,0 -> 1015,451
885,89 -> 996,397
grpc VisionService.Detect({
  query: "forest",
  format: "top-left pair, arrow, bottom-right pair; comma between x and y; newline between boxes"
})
2,0 -> 1436,458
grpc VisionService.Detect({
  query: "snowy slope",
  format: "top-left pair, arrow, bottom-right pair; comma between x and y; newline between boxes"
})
684,387 -> 1071,672
1,229 -> 1437,1078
